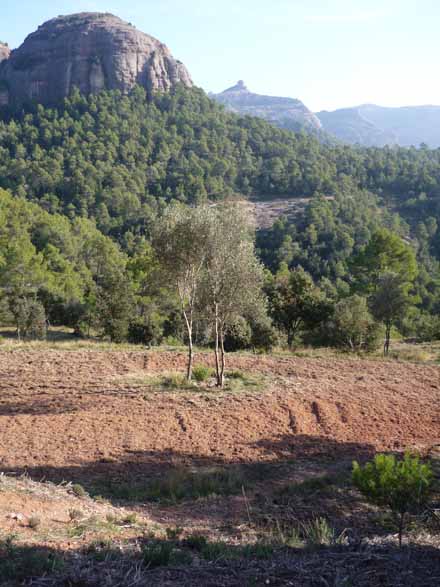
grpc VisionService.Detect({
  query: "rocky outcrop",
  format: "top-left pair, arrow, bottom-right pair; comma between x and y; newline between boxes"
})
0,43 -> 10,63
0,44 -> 10,106
0,13 -> 192,106
212,81 -> 322,133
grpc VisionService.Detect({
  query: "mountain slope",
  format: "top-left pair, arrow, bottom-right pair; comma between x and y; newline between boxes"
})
0,13 -> 192,107
316,107 -> 397,147
317,104 -> 440,147
212,81 -> 322,133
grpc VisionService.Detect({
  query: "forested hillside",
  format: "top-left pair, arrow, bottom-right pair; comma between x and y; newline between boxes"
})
0,85 -> 439,348
0,86 -> 439,244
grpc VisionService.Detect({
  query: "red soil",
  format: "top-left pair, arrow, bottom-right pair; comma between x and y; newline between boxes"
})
0,350 -> 438,481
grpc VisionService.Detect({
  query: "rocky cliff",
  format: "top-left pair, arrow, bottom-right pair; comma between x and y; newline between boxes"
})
0,43 -> 10,63
0,13 -> 192,106
212,81 -> 322,133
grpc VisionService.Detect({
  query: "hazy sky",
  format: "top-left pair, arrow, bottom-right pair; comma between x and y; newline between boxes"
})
2,0 -> 439,111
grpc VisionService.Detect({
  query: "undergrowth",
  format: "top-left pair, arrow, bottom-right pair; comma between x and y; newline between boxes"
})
91,466 -> 246,503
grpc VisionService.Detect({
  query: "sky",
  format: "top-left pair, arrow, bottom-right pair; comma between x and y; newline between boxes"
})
2,0 -> 439,111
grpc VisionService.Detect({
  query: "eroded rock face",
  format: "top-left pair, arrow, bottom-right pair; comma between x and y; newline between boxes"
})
0,43 -> 10,63
0,44 -> 10,106
0,13 -> 192,106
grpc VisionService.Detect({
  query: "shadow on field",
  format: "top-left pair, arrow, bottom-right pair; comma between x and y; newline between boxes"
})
0,328 -> 78,343
2,435 -> 375,499
0,397 -> 82,416
1,436 -> 383,537
1,535 -> 440,586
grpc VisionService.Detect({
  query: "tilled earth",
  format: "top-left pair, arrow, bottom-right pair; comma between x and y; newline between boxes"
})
1,349 -> 440,586
0,349 -> 439,478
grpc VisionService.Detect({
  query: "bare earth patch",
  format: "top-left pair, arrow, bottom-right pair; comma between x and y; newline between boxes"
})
0,349 -> 439,585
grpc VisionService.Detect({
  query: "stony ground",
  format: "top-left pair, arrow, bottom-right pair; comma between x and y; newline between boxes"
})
0,349 -> 439,585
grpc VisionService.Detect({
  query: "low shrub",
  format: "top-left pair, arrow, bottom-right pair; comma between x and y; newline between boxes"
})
71,483 -> 87,498
0,536 -> 63,581
28,516 -> 41,530
68,509 -> 83,522
142,541 -> 191,568
192,364 -> 212,382
352,453 -> 433,547
146,467 -> 245,503
142,542 -> 174,568
300,517 -> 342,547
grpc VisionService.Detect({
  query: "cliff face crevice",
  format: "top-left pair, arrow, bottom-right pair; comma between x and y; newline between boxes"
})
0,12 -> 192,106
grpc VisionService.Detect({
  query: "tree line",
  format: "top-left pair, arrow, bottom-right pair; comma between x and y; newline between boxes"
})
0,188 -> 431,379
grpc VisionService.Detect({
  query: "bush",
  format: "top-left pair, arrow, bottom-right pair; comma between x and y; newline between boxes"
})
13,298 -> 47,340
146,467 -> 244,502
142,542 -> 174,568
192,365 -> 212,382
161,373 -> 189,389
223,315 -> 278,353
352,453 -> 433,546
326,295 -> 381,352
301,517 -> 341,547
70,483 -> 87,498
400,310 -> 440,342
223,316 -> 252,351
128,310 -> 164,346
28,516 -> 41,530
250,317 -> 278,352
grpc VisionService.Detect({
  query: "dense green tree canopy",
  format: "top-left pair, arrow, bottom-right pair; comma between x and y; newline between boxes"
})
0,85 -> 439,345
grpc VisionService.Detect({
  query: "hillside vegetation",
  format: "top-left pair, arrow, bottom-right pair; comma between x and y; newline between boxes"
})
0,86 -> 439,350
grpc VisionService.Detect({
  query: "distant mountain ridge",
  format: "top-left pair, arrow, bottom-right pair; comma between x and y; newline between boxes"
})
211,81 -> 322,133
212,81 -> 440,148
317,104 -> 440,148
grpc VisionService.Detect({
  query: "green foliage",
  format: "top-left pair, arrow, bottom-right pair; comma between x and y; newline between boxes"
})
351,229 -> 418,293
71,483 -> 87,498
352,453 -> 433,546
95,267 -> 134,342
0,536 -> 63,582
14,298 -> 47,340
2,86 -> 440,248
0,86 -> 342,237
326,294 -> 381,351
267,265 -> 331,347
0,188 -> 137,340
142,542 -> 175,568
1,85 -> 439,347
183,534 -> 273,561
370,272 -> 416,354
145,467 -> 245,502
300,517 -> 341,547
192,364 -> 212,382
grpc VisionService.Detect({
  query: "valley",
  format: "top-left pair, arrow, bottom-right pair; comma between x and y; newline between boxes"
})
0,8 -> 440,586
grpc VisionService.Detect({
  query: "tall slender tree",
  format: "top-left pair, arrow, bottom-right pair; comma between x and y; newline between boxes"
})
154,204 -> 211,380
204,203 -> 265,387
